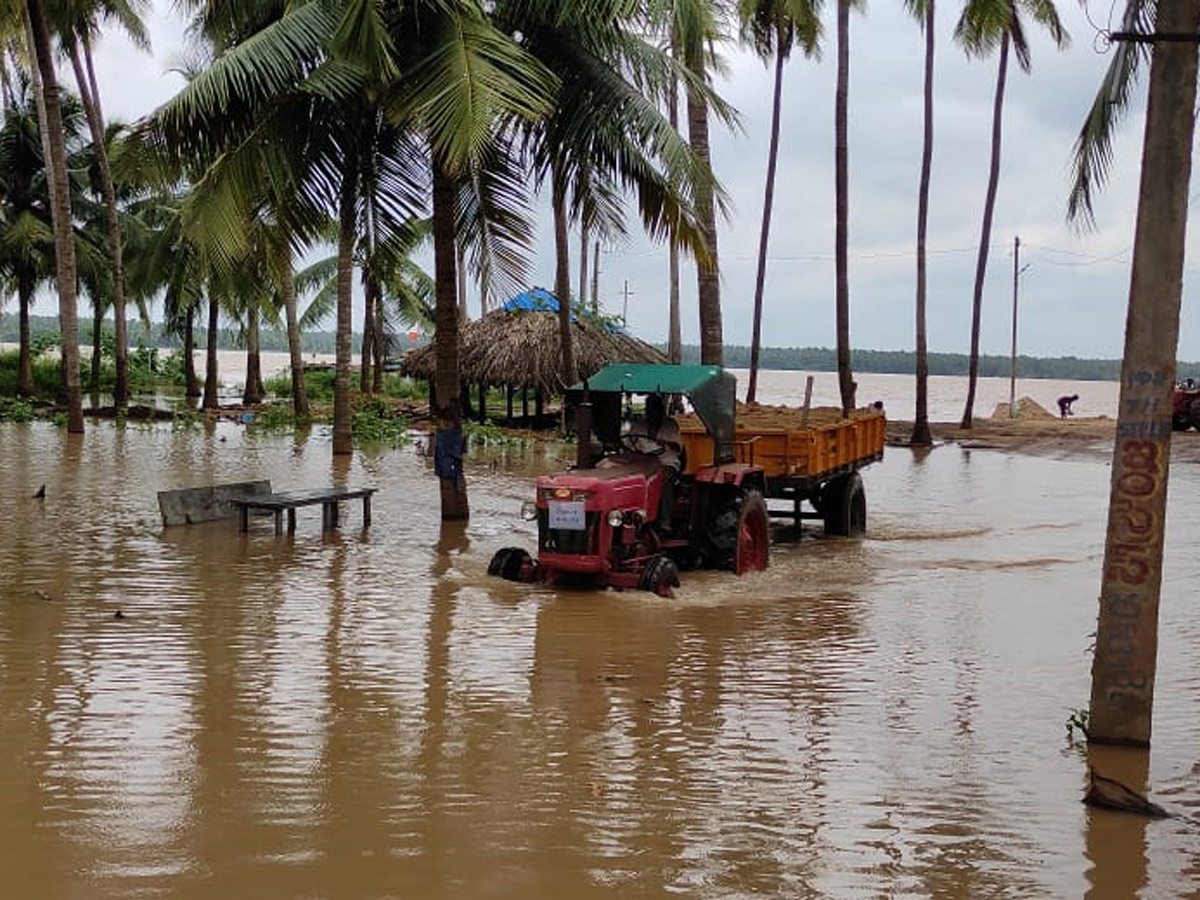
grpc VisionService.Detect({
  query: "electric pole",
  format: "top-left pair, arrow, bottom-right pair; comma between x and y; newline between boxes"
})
1009,237 -> 1028,416
622,280 -> 634,324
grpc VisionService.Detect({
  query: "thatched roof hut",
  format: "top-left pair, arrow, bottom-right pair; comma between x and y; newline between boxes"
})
400,291 -> 667,395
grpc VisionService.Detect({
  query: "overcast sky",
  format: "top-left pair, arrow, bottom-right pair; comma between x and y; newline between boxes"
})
65,1 -> 1191,359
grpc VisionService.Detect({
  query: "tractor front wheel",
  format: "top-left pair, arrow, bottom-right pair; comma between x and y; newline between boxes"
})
639,555 -> 681,597
488,546 -> 532,581
822,472 -> 866,537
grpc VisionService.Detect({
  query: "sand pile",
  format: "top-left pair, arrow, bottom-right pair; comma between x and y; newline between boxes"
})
679,402 -> 883,432
990,397 -> 1056,420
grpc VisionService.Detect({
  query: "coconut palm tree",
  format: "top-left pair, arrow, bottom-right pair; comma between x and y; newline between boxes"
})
738,0 -> 820,404
1066,1 -> 1151,228
25,0 -> 83,430
53,0 -> 149,411
833,0 -> 862,416
908,0 -> 934,445
0,71 -> 57,396
497,0 -> 717,388
956,0 -> 1067,428
665,0 -> 730,366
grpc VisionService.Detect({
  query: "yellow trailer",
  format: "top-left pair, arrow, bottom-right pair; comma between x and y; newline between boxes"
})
677,403 -> 886,534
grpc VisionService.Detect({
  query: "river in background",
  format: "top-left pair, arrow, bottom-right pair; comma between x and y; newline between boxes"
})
2,419 -> 1200,898
3,342 -> 1119,420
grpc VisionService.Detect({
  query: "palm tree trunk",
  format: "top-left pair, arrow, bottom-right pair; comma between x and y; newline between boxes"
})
911,0 -> 935,446
360,269 -> 375,394
552,166 -> 578,387
281,252 -> 308,416
961,33 -> 1009,429
202,295 -> 219,410
668,44 -> 682,364
456,242 -> 468,318
835,0 -> 855,416
90,301 -> 102,396
432,161 -> 468,520
579,221 -> 590,311
372,283 -> 384,394
748,40 -> 787,404
332,162 -> 358,455
1089,0 -> 1200,746
243,302 -> 263,404
183,304 -> 199,398
26,0 -> 82,432
71,39 -> 128,410
17,275 -> 33,396
686,36 -> 723,366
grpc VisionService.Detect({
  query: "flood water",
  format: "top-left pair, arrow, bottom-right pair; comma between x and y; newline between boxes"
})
2,418 -> 1200,898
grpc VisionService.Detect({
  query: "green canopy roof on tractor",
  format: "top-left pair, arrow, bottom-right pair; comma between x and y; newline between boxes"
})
570,363 -> 738,466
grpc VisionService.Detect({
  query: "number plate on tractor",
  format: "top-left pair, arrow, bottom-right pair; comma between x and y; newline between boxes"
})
548,500 -> 586,530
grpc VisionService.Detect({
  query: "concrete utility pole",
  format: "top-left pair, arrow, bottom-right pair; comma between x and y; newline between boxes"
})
1089,4 -> 1200,747
1009,236 -> 1029,417
622,280 -> 634,324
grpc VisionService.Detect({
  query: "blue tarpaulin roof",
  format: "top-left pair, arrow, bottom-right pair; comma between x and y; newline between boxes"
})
502,288 -> 627,334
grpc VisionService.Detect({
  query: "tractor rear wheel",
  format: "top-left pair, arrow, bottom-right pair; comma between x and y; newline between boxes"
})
639,556 -> 681,597
702,488 -> 769,572
734,491 -> 769,574
1174,412 -> 1190,431
822,472 -> 866,537
1189,398 -> 1200,431
488,546 -> 531,581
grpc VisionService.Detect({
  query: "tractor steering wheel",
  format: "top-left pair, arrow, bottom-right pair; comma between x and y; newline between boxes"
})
621,432 -> 667,456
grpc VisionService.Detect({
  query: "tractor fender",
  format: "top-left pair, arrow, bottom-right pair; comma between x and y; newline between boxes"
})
692,464 -> 765,491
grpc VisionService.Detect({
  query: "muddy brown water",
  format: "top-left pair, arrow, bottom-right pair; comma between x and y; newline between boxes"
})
3,420 -> 1200,898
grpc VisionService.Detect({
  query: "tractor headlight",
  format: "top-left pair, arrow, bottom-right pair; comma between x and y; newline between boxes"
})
520,500 -> 538,521
607,509 -> 625,528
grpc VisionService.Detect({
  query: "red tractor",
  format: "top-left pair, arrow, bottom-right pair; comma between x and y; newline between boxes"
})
488,364 -> 770,597
1173,379 -> 1200,431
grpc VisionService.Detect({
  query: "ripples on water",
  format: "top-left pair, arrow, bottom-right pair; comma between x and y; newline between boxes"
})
2,420 -> 1200,898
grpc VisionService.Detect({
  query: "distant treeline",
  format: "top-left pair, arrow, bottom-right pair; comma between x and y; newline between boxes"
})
677,344 -> 1200,382
8,316 -> 1200,381
3,315 -> 355,354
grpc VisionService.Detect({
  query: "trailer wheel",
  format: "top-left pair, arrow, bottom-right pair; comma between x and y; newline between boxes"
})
639,556 -> 681,597
488,546 -> 531,581
822,472 -> 866,537
1174,412 -> 1190,432
735,491 -> 769,574
1190,398 -> 1200,431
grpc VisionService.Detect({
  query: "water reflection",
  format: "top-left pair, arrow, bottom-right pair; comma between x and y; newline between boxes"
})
2,422 -> 1200,897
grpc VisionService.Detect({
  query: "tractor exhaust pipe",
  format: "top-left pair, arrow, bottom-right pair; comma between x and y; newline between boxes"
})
576,383 -> 593,470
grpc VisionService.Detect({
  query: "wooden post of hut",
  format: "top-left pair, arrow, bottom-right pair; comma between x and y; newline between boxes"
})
507,385 -> 515,421
478,383 -> 487,424
461,378 -> 474,419
535,388 -> 544,422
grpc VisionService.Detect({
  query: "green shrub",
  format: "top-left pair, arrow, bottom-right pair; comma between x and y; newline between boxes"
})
0,396 -> 36,422
353,396 -> 410,446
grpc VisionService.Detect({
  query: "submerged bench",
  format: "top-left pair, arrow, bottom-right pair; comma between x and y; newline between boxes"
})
231,487 -> 376,534
158,480 -> 273,527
